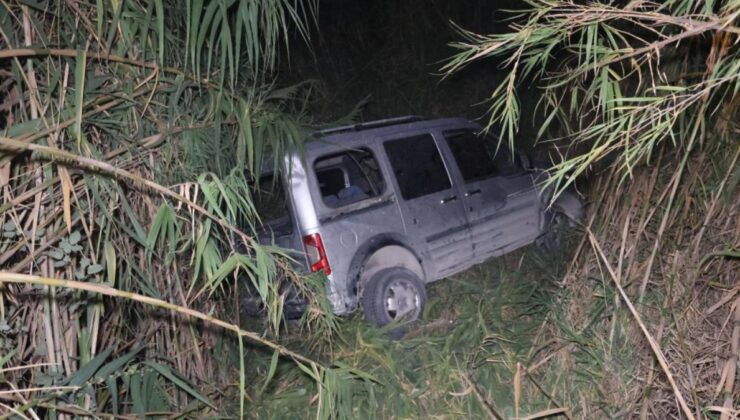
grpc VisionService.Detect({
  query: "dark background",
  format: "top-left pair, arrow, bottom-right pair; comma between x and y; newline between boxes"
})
281,0 -> 543,149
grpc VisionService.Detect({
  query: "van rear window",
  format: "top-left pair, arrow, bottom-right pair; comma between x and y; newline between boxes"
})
314,148 -> 385,208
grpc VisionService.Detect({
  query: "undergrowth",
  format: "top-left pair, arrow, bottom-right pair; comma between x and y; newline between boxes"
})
241,246 -> 580,419
2,0 -> 737,417
239,131 -> 738,419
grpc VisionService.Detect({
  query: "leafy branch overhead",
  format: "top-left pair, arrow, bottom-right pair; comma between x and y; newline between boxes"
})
444,0 -> 739,195
0,0 -> 353,418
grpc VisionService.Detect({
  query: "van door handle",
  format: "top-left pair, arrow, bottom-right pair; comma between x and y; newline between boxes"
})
440,195 -> 457,204
464,189 -> 481,197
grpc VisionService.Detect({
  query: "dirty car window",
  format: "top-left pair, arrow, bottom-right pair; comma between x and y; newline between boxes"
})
445,130 -> 519,181
314,148 -> 385,208
384,134 -> 452,200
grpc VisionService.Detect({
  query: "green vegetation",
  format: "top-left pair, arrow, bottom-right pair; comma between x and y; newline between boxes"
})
444,0 -> 739,198
441,1 -> 739,418
1,0 -> 737,418
0,0 -> 357,417
246,248 -> 580,419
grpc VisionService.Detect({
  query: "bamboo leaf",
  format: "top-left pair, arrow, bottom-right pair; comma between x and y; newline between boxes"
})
64,347 -> 113,387
260,349 -> 280,395
94,346 -> 144,380
238,335 -> 245,419
59,167 -> 73,233
130,372 -> 144,416
95,0 -> 103,37
107,376 -> 119,414
74,48 -> 86,149
145,361 -> 214,408
0,349 -> 16,368
104,241 -> 116,287
155,0 -> 164,64
514,362 -> 521,418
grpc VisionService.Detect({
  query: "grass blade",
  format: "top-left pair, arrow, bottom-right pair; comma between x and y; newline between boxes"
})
146,361 -> 214,409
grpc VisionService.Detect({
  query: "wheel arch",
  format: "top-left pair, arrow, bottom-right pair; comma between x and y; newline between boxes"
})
345,234 -> 425,310
553,191 -> 584,225
543,190 -> 584,229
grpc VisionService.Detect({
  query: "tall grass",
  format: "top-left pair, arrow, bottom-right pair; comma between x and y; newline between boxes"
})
249,250 -> 571,419
443,0 -> 739,418
0,1 -> 367,417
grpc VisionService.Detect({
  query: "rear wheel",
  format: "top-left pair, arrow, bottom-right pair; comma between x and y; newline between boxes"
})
362,267 -> 426,337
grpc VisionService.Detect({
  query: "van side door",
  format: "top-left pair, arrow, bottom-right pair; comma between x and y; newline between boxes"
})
382,133 -> 472,279
442,130 -> 540,259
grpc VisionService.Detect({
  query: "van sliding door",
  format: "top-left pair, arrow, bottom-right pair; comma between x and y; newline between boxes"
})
383,133 -> 472,279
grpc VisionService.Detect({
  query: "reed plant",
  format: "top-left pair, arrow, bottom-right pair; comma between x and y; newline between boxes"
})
442,1 -> 739,418
0,1 -> 369,417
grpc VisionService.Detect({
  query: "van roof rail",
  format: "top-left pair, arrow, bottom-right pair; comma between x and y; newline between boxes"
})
314,116 -> 424,137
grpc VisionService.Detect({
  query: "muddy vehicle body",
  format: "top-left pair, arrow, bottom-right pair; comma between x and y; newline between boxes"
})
250,116 -> 583,326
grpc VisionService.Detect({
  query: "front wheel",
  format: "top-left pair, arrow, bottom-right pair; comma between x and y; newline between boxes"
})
362,267 -> 427,336
538,211 -> 570,251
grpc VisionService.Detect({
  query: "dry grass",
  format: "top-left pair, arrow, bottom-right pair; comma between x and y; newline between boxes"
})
438,2 -> 740,416
539,140 -> 739,418
1,1 -> 738,418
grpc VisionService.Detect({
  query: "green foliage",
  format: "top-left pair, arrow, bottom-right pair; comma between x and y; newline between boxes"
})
444,0 -> 740,198
444,2 -> 740,417
250,250 -> 572,418
0,0 -> 358,418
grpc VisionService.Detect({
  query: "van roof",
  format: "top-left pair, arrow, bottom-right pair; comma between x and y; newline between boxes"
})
258,117 -> 481,175
307,117 -> 478,153
313,116 -> 425,137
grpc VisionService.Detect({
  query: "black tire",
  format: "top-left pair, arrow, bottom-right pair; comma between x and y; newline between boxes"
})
362,267 -> 427,337
538,211 -> 569,251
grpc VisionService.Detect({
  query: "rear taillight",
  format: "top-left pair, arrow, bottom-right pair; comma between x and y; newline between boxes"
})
303,233 -> 331,275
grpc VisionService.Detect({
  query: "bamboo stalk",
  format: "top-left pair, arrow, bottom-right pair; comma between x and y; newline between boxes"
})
0,48 -> 213,86
638,102 -> 705,303
692,147 -> 740,257
0,272 -> 324,369
0,76 -> 162,168
0,135 -> 298,277
586,229 -> 695,420
0,135 -> 248,242
718,296 -> 739,420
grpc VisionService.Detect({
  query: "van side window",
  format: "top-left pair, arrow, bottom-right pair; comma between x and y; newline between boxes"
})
314,148 -> 385,208
384,134 -> 452,200
444,130 -> 519,181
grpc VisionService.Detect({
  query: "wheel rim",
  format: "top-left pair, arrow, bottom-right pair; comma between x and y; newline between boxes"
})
383,278 -> 421,321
